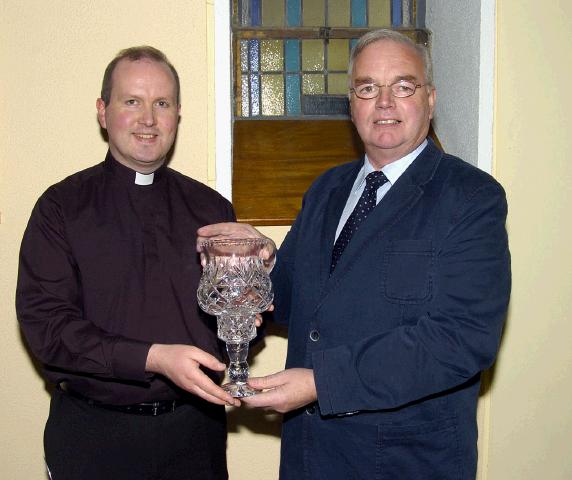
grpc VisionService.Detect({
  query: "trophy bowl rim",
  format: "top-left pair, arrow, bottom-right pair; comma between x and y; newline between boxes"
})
199,237 -> 270,248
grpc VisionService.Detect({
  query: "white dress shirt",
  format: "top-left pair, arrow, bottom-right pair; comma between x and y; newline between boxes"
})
334,140 -> 428,241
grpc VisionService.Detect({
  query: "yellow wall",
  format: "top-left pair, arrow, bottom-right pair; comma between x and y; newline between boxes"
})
488,1 -> 572,478
2,1 -> 572,479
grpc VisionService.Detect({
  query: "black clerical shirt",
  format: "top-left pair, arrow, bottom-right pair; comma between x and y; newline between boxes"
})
16,153 -> 235,404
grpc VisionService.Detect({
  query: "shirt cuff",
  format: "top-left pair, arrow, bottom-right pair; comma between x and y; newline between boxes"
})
111,339 -> 152,382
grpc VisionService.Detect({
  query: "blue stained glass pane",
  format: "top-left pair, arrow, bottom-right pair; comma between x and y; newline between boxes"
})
249,40 -> 260,72
286,74 -> 301,115
416,0 -> 426,27
250,74 -> 260,116
392,0 -> 402,26
285,40 -> 300,72
287,0 -> 301,26
351,0 -> 367,27
350,38 -> 359,53
251,0 -> 261,26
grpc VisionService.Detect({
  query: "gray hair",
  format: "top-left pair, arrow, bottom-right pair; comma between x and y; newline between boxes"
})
348,29 -> 433,87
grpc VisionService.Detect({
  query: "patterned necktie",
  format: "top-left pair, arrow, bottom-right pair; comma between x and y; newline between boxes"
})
330,170 -> 388,273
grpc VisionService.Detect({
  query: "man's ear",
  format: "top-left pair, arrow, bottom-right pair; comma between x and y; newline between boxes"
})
96,98 -> 107,129
427,87 -> 436,120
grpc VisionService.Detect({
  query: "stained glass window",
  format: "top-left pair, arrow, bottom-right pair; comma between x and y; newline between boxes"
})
233,0 -> 427,118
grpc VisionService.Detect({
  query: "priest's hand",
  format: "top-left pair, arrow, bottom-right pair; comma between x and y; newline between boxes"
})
241,368 -> 317,413
146,344 -> 240,407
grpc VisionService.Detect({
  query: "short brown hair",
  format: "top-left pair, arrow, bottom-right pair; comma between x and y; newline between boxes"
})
100,46 -> 180,105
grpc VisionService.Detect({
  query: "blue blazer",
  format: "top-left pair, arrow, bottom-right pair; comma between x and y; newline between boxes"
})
271,140 -> 511,480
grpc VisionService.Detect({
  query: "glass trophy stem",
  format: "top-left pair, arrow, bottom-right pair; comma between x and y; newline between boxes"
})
217,314 -> 258,398
221,341 -> 256,398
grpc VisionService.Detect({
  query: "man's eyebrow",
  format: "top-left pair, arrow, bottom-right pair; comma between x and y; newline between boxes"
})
393,75 -> 418,83
353,76 -> 375,86
353,74 -> 420,86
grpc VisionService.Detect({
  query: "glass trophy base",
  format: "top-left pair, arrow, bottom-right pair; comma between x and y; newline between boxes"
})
223,381 -> 259,398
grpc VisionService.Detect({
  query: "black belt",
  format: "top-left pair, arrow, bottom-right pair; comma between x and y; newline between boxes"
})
58,384 -> 187,416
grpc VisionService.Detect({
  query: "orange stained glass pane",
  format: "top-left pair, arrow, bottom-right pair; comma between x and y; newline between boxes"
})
328,73 -> 348,94
368,0 -> 392,27
302,40 -> 324,71
327,0 -> 350,27
302,0 -> 325,27
302,74 -> 325,94
261,74 -> 285,116
327,39 -> 349,71
261,40 -> 284,72
262,0 -> 285,27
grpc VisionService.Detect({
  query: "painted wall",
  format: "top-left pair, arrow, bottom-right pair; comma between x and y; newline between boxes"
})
426,0 -> 482,166
489,1 -> 572,478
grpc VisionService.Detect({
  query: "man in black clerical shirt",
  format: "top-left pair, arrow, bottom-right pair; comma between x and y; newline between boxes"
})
16,46 -> 237,480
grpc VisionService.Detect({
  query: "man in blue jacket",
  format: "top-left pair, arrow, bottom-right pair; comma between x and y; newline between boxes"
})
199,28 -> 510,479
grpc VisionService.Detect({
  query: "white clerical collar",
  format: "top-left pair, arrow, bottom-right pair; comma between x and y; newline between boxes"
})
134,171 -> 155,185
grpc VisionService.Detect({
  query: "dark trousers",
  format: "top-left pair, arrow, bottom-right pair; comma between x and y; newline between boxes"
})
44,389 -> 228,480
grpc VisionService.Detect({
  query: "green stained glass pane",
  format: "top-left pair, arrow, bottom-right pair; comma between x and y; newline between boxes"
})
261,40 -> 283,72
327,0 -> 350,26
327,39 -> 349,71
303,0 -> 325,26
261,74 -> 285,115
262,0 -> 285,27
302,40 -> 324,71
302,74 -> 325,94
369,0 -> 392,26
328,73 -> 348,94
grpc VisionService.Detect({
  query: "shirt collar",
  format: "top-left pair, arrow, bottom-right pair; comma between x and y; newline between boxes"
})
104,151 -> 166,186
354,140 -> 428,193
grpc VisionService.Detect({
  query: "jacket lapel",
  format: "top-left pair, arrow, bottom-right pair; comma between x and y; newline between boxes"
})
320,140 -> 443,302
318,161 -> 363,294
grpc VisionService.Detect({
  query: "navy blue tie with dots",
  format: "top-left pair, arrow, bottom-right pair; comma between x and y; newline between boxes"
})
330,170 -> 388,273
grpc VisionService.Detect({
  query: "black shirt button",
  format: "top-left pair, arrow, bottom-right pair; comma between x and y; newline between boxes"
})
309,330 -> 320,342
305,406 -> 316,415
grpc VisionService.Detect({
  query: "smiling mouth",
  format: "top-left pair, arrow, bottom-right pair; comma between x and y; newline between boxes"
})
374,119 -> 400,125
134,133 -> 157,140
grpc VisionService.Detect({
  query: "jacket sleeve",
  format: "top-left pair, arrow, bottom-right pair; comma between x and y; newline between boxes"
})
16,189 -> 151,382
312,182 -> 511,415
270,195 -> 306,327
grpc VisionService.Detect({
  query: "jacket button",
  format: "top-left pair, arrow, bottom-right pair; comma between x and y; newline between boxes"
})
309,330 -> 320,342
305,406 -> 316,415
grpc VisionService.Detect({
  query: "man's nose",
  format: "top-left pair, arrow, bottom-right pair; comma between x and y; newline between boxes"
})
139,104 -> 156,126
375,85 -> 395,108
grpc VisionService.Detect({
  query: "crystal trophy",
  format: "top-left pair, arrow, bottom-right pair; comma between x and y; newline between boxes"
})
197,238 -> 274,398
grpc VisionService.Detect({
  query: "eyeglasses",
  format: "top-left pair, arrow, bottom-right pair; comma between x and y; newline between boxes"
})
350,80 -> 426,100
